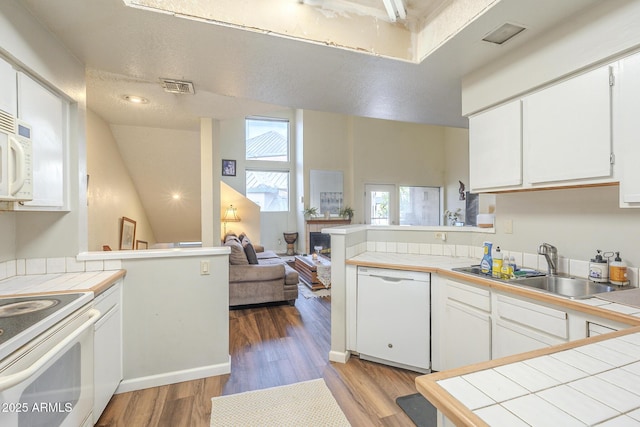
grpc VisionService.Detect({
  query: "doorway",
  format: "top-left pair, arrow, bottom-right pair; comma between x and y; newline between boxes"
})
364,184 -> 396,225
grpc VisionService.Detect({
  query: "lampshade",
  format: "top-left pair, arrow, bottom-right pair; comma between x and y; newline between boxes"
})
222,205 -> 240,222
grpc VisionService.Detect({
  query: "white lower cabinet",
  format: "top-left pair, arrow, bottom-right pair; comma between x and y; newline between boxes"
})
494,294 -> 568,358
93,281 -> 123,423
356,267 -> 430,371
441,281 -> 491,370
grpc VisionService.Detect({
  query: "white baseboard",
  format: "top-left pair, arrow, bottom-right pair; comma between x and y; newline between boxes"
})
328,350 -> 350,364
116,356 -> 231,394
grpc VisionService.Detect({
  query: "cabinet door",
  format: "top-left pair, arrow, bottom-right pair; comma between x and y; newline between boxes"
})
442,299 -> 491,370
0,57 -> 16,117
94,283 -> 123,422
494,319 -> 565,359
617,52 -> 640,206
469,100 -> 522,190
17,72 -> 66,209
357,275 -> 430,370
523,65 -> 612,185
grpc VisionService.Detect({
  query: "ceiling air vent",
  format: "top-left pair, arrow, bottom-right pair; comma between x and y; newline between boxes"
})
482,23 -> 526,45
160,78 -> 195,94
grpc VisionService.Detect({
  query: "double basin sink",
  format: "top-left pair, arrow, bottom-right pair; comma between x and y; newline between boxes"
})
452,266 -> 634,299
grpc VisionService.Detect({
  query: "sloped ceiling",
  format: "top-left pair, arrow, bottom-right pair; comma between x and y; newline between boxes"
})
17,0 -> 602,243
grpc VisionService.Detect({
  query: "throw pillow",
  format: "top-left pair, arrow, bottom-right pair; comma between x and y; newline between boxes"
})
244,242 -> 259,265
224,232 -> 238,243
225,240 -> 248,265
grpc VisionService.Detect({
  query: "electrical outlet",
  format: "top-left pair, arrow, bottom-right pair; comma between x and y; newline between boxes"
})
200,260 -> 210,275
435,232 -> 447,241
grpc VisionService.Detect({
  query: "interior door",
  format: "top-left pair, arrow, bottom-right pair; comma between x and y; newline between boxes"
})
364,184 -> 396,225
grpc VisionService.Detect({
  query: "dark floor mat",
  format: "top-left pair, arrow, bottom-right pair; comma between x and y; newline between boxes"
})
396,393 -> 437,427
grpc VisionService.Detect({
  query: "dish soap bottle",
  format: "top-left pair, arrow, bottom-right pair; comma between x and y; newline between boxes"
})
588,250 -> 609,283
492,246 -> 503,278
609,252 -> 629,286
480,242 -> 493,275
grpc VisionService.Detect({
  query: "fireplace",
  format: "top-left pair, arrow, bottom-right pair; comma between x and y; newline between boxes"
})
309,232 -> 331,258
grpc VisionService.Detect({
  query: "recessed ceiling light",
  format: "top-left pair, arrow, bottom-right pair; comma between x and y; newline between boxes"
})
122,95 -> 149,104
482,23 -> 526,45
172,193 -> 181,200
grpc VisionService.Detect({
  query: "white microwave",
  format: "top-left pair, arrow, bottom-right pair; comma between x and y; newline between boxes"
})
0,110 -> 33,202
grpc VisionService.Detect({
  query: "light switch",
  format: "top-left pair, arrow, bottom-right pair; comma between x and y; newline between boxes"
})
200,260 -> 210,275
504,219 -> 513,234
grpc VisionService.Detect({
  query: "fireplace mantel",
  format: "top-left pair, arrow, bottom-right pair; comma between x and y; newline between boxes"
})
305,219 -> 351,254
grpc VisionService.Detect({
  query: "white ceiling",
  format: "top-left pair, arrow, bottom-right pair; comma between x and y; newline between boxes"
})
16,0 -> 602,244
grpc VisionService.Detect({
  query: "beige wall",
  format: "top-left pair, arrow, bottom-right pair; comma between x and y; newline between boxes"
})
493,186 -> 640,267
86,110 -> 156,251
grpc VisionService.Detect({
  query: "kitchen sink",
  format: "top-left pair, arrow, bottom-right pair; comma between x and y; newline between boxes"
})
452,266 -> 634,299
514,275 -> 634,299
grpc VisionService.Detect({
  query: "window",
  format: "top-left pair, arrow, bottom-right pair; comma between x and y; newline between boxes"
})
365,184 -> 440,225
245,170 -> 289,211
399,186 -> 440,226
245,117 -> 290,212
246,118 -> 289,161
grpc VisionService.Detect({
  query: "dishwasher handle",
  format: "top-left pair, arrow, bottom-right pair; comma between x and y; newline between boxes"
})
369,274 -> 412,282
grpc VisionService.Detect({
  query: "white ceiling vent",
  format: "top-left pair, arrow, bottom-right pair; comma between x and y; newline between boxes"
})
482,23 -> 526,45
160,78 -> 195,94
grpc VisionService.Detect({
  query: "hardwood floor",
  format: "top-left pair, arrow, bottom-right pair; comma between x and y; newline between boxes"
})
96,293 -> 421,426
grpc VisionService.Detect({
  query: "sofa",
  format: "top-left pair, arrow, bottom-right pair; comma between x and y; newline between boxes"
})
225,234 -> 299,307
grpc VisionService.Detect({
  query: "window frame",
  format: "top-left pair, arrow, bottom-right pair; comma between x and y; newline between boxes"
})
244,116 -> 292,212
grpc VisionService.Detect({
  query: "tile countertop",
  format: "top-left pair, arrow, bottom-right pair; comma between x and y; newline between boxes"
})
0,270 -> 126,298
346,252 -> 640,326
416,327 -> 640,427
346,253 -> 640,426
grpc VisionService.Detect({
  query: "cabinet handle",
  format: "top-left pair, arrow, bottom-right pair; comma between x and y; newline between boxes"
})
388,343 -> 393,348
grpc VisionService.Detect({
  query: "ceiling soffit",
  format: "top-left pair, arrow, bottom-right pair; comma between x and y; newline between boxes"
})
124,0 -> 499,63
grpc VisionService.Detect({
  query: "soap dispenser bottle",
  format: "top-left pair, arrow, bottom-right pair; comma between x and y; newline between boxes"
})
610,252 -> 629,286
492,246 -> 503,278
588,250 -> 609,283
480,242 -> 493,275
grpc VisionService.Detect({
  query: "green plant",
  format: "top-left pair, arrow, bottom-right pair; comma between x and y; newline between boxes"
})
339,206 -> 354,220
303,207 -> 318,218
444,208 -> 462,224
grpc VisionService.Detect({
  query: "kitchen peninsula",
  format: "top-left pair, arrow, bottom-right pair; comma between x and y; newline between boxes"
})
325,224 -> 640,426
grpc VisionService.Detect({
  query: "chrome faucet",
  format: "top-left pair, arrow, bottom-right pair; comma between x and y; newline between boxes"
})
538,243 -> 558,276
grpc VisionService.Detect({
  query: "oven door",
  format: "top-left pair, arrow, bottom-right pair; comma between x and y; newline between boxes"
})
0,306 -> 99,427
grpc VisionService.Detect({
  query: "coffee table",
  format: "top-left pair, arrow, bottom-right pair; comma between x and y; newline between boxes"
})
294,255 -> 331,290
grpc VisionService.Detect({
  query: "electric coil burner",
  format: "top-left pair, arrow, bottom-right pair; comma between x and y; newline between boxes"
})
0,292 -> 92,360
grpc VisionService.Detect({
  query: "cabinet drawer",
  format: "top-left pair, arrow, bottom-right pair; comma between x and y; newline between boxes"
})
445,280 -> 491,312
94,281 -> 121,316
497,295 -> 568,339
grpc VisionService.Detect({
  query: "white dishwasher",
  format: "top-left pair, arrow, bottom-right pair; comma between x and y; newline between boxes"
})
356,267 -> 430,373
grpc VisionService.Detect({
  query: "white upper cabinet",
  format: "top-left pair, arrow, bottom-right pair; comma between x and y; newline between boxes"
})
17,72 -> 67,210
523,65 -> 613,185
616,52 -> 640,207
0,57 -> 16,117
469,100 -> 522,191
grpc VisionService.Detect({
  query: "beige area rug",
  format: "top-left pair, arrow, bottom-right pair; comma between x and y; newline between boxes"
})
298,283 -> 331,299
210,379 -> 351,426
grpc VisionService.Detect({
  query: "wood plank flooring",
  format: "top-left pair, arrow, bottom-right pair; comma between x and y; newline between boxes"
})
96,293 -> 420,426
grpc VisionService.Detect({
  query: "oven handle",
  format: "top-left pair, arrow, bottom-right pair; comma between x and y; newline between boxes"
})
0,308 -> 100,391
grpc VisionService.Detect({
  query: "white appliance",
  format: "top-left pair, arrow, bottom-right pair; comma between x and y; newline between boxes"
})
0,292 -> 98,427
356,267 -> 431,372
0,109 -> 33,202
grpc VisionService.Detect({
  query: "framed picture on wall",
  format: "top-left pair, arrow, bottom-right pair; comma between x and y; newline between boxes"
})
222,159 -> 236,176
136,240 -> 148,250
120,217 -> 136,250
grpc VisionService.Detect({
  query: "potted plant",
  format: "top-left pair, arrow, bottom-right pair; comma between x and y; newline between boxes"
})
444,208 -> 462,226
303,207 -> 318,219
339,206 -> 354,221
